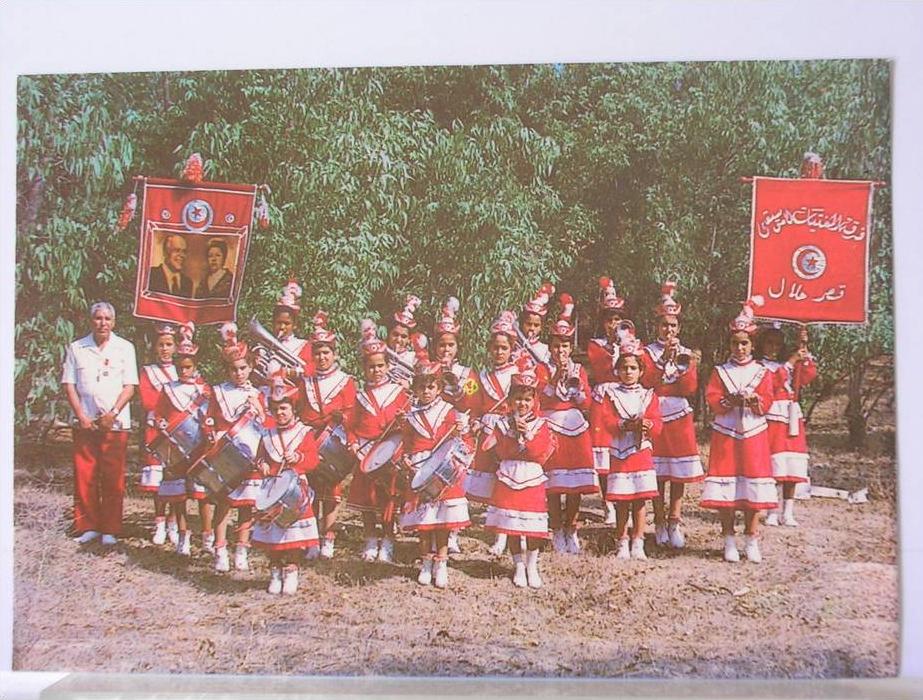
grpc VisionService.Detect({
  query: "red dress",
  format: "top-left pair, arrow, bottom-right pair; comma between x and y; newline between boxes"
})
760,357 -> 817,483
278,333 -> 315,376
536,362 -> 597,494
207,382 -> 267,507
462,362 -> 517,503
399,398 -> 471,532
138,362 -> 177,494
299,365 -> 357,503
344,381 -> 410,514
586,337 -> 619,386
641,341 -> 704,483
484,414 -> 554,538
152,378 -> 211,503
700,360 -> 777,510
590,383 -> 662,501
252,421 -> 321,551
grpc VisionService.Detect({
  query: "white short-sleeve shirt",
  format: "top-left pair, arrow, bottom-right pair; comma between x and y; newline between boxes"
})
61,332 -> 139,430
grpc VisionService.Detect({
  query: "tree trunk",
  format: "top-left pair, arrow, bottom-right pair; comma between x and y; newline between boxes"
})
845,363 -> 867,450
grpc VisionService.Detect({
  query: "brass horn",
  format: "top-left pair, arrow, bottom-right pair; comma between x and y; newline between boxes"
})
247,316 -> 305,386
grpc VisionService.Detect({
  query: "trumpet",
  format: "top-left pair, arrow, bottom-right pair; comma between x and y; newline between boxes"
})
385,346 -> 416,385
513,321 -> 551,369
248,317 -> 305,386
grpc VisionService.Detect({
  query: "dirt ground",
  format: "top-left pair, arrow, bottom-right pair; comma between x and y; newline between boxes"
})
12,394 -> 898,678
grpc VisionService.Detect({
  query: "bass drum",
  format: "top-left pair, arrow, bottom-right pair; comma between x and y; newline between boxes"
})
189,412 -> 264,497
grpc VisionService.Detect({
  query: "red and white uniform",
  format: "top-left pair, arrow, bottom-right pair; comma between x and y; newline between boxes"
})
760,356 -> 817,483
138,362 -> 177,493
153,377 -> 211,502
586,337 -> 619,386
484,414 -> 554,538
299,365 -> 357,503
208,381 -> 267,507
523,337 -> 551,366
252,421 -> 321,551
536,362 -> 596,494
278,333 -> 314,376
345,380 -> 410,514
590,383 -> 662,501
399,397 -> 471,532
463,362 -> 517,503
641,341 -> 704,483
700,360 -> 777,510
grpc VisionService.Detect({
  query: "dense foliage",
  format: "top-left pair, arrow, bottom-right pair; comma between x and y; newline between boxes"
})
16,61 -> 892,444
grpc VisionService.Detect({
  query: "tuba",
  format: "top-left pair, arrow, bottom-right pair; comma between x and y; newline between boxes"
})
248,316 -> 305,386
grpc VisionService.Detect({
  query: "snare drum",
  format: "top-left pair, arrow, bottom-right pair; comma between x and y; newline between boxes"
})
148,403 -> 207,477
411,437 -> 470,502
360,431 -> 404,484
189,412 -> 265,497
255,470 -> 313,529
309,424 -> 358,489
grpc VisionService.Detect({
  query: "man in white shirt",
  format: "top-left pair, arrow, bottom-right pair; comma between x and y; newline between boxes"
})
61,301 -> 139,545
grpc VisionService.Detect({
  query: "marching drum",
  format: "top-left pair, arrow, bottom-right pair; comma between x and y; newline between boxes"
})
148,400 -> 208,477
360,431 -> 404,484
411,437 -> 471,502
309,424 -> 358,489
189,412 -> 265,497
255,470 -> 313,529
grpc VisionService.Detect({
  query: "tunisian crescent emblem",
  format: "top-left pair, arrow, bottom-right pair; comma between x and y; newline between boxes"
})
791,245 -> 827,280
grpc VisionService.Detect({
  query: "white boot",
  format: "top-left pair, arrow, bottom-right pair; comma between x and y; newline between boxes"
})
447,530 -> 461,554
488,532 -> 508,556
377,537 -> 395,563
176,531 -> 191,556
166,518 -> 180,545
152,517 -> 167,545
765,511 -> 780,527
202,530 -> 216,554
362,537 -> 379,562
234,544 -> 250,571
267,567 -> 283,594
214,545 -> 230,572
604,501 -> 617,525
552,529 -> 567,553
526,549 -> 543,589
654,522 -> 669,546
512,553 -> 528,587
745,535 -> 763,563
417,557 -> 433,586
630,537 -> 647,560
320,535 -> 335,559
615,537 -> 631,560
565,529 -> 581,555
723,535 -> 740,563
282,565 -> 299,595
667,520 -> 686,549
780,499 -> 799,527
433,557 -> 449,589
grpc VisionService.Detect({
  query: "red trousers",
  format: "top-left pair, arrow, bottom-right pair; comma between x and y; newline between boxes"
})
72,429 -> 129,535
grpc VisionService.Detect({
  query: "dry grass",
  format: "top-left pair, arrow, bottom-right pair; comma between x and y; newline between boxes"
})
12,393 -> 898,678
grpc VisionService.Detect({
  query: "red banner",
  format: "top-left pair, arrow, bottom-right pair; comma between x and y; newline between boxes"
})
133,178 -> 256,325
748,176 -> 874,324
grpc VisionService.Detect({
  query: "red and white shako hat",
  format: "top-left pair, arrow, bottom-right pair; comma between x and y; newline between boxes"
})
411,331 -> 429,362
729,295 -> 765,335
413,357 -> 442,381
654,281 -> 682,317
268,369 -> 299,405
523,282 -> 555,318
510,353 -> 539,389
434,296 -> 461,336
219,322 -> 249,363
176,321 -> 199,357
550,293 -> 576,338
275,278 -> 303,314
618,329 -> 644,358
154,322 -> 178,338
490,310 -> 518,341
393,295 -> 421,329
359,318 -> 387,358
801,151 -> 824,179
598,276 -> 625,313
310,310 -> 336,347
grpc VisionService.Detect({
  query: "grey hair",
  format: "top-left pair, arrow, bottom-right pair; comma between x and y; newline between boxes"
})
89,301 -> 116,319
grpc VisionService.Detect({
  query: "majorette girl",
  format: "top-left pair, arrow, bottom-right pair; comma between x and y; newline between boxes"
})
399,360 -> 471,589
700,297 -> 777,564
590,332 -> 662,561
298,310 -> 357,559
271,279 -> 315,377
139,323 -> 179,546
519,282 -> 555,367
640,282 -> 704,550
484,357 -> 556,589
253,373 -> 321,596
463,310 -> 519,556
586,275 -> 634,525
150,322 -> 210,556
537,294 -> 597,555
345,319 -> 411,564
207,323 -> 268,573
757,323 -> 817,527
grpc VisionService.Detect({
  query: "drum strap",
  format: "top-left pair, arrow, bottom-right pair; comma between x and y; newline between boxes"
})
162,392 -> 208,436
